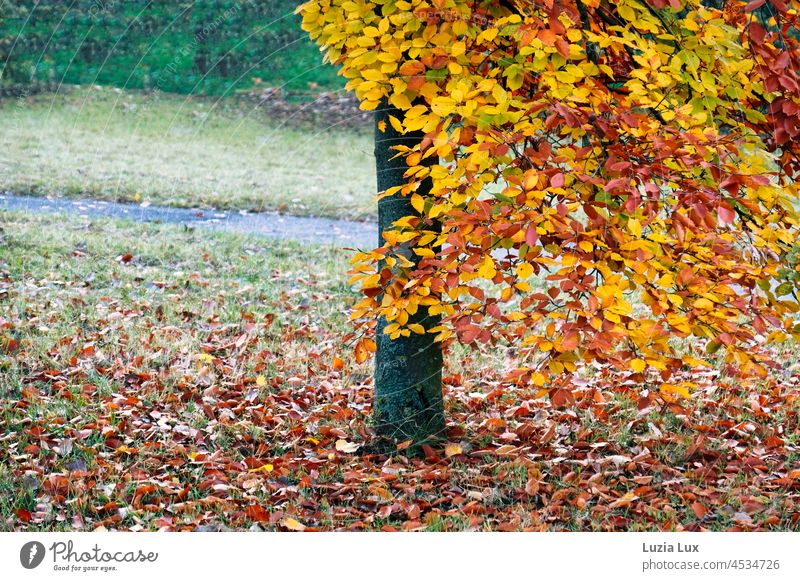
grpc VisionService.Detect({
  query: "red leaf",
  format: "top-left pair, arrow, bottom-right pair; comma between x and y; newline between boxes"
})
525,225 -> 539,246
718,204 -> 735,226
550,388 -> 575,408
746,0 -> 767,10
749,22 -> 767,44
245,505 -> 270,522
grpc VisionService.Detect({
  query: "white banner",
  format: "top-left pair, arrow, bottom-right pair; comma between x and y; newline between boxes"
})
1,532 -> 797,580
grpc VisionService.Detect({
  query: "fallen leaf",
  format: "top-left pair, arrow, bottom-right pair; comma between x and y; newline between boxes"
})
335,439 -> 360,453
281,517 -> 306,531
54,438 -> 73,456
608,492 -> 638,509
691,502 -> 708,519
444,442 -> 463,457
248,463 -> 274,473
245,505 -> 270,522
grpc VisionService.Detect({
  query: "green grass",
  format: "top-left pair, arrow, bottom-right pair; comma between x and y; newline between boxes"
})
0,87 -> 377,220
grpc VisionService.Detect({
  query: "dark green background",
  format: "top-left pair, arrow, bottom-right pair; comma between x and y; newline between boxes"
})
0,0 -> 343,94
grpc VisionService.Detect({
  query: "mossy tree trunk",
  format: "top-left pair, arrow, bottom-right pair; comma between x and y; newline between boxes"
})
373,99 -> 444,443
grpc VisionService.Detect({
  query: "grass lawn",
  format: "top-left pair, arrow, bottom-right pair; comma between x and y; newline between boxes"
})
2,211 -> 800,531
0,87 -> 376,221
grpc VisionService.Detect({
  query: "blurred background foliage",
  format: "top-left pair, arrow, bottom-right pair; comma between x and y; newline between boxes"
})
0,0 -> 343,95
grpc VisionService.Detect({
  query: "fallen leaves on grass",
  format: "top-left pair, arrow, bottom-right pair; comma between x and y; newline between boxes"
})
1,214 -> 800,532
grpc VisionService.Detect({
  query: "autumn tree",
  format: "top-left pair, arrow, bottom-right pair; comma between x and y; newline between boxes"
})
300,0 -> 800,442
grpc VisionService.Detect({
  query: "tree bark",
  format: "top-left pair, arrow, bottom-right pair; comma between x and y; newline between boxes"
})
373,98 -> 444,443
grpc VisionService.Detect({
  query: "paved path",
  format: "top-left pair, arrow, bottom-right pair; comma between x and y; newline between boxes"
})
0,193 -> 377,248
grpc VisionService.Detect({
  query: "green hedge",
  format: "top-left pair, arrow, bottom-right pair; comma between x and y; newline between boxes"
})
0,0 -> 343,95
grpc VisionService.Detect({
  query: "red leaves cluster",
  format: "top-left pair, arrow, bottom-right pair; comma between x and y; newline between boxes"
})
741,0 -> 800,174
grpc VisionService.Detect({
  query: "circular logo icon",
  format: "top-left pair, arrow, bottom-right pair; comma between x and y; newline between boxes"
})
20,541 -> 46,569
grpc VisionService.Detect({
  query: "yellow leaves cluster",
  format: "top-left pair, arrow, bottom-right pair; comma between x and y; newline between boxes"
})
300,0 -> 800,387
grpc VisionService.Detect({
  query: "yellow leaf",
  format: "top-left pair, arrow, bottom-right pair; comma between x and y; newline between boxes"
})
431,96 -> 456,116
478,256 -> 497,279
281,517 -> 306,531
363,26 -> 380,38
659,383 -> 692,399
631,358 -> 646,373
444,443 -> 463,457
249,463 -> 274,473
515,281 -> 531,292
362,68 -> 384,82
390,92 -> 412,111
516,262 -> 534,279
386,117 -> 402,135
478,27 -> 498,43
561,254 -> 578,267
531,372 -> 547,386
694,298 -> 714,310
411,193 -> 425,214
683,356 -> 710,368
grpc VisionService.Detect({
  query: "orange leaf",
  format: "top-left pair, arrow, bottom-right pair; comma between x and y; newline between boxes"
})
555,331 -> 580,352
245,505 -> 270,522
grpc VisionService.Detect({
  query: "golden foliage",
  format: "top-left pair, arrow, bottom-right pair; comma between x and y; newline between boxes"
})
300,0 -> 800,386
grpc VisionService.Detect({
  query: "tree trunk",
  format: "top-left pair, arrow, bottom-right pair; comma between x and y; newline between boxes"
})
373,99 -> 444,443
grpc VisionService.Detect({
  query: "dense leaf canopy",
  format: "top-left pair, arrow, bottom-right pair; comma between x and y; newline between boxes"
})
300,0 -> 800,395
